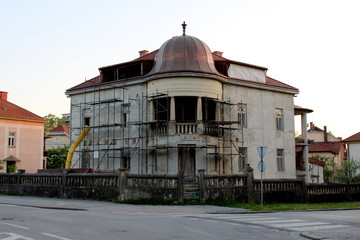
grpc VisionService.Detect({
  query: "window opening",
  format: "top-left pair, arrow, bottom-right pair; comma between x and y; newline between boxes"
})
276,108 -> 284,130
175,97 -> 197,122
8,132 -> 15,147
239,147 -> 248,171
238,103 -> 247,127
277,149 -> 285,171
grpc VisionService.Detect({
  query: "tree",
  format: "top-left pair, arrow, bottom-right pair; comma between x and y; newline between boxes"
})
44,114 -> 60,133
336,158 -> 360,183
43,114 -> 69,134
46,146 -> 69,169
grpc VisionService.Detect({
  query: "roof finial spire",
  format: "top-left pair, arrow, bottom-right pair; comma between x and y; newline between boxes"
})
182,21 -> 187,36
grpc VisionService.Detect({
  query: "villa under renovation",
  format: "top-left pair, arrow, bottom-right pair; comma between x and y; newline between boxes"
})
66,23 -> 309,180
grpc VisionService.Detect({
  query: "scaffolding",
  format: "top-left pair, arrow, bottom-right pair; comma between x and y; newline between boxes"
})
204,98 -> 245,175
69,86 -> 244,174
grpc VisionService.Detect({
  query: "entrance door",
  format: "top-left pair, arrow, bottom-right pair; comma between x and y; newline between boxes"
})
178,145 -> 196,181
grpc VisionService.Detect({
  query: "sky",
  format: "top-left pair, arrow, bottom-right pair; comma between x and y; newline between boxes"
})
1,0 -> 359,139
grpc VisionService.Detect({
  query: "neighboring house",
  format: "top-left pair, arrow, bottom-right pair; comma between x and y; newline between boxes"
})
45,125 -> 70,149
0,91 -> 45,173
60,113 -> 70,125
307,122 -> 346,167
308,122 -> 342,142
308,157 -> 325,183
343,132 -> 360,174
65,25 -> 309,180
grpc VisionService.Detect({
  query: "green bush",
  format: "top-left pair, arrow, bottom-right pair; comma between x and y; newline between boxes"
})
6,164 -> 17,173
47,145 -> 69,169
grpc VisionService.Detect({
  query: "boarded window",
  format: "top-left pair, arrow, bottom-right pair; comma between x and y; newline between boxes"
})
277,149 -> 285,171
238,103 -> 247,127
239,147 -> 248,171
276,108 -> 284,130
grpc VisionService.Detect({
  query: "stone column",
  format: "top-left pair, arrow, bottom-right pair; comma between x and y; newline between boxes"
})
149,100 -> 154,121
170,97 -> 176,121
197,97 -> 202,121
118,169 -> 128,201
169,97 -> 176,134
244,164 -> 254,203
301,113 -> 309,183
197,97 -> 203,133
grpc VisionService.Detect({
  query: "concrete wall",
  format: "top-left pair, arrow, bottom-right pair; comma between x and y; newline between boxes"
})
223,84 -> 296,179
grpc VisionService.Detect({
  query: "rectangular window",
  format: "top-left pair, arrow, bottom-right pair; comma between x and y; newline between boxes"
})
277,149 -> 285,171
276,108 -> 284,130
8,132 -> 15,147
84,117 -> 90,126
238,147 -> 248,171
238,103 -> 247,127
121,104 -> 130,126
55,136 -> 60,142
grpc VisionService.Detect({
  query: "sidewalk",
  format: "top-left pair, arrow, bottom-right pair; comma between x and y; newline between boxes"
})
0,195 -> 246,214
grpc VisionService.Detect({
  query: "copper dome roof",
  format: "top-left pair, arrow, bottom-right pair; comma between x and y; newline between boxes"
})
148,35 -> 220,76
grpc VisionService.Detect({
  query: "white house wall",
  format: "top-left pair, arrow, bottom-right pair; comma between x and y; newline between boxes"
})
148,77 -> 222,99
348,143 -> 360,175
224,84 -> 296,179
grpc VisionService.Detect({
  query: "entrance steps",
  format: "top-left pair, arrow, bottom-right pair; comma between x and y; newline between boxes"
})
183,182 -> 200,201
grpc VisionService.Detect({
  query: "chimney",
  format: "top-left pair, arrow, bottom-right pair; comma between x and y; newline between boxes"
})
309,122 -> 314,131
139,50 -> 149,57
324,125 -> 328,143
0,91 -> 8,101
213,51 -> 223,57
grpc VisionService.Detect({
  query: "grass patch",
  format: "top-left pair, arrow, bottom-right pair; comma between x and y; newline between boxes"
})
209,201 -> 360,211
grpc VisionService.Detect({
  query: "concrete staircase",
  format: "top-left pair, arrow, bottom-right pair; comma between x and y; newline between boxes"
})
183,182 -> 200,201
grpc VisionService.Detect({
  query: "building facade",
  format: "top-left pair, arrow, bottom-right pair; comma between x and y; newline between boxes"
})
0,91 -> 45,173
45,125 -> 70,150
66,29 -> 300,180
343,132 -> 360,175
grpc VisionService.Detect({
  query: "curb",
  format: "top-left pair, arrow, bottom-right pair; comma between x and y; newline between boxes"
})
300,232 -> 329,240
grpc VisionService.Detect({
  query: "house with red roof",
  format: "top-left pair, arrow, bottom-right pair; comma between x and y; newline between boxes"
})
45,125 -> 70,150
0,91 -> 46,173
307,122 -> 346,167
65,24 -> 311,181
343,132 -> 360,174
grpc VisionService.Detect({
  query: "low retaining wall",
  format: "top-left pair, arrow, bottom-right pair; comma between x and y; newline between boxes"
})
1,170 -> 360,203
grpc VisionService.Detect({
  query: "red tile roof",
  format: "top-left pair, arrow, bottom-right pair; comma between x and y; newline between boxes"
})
49,125 -> 70,135
343,132 -> 360,142
67,49 -> 297,93
309,142 -> 343,154
67,75 -> 101,92
0,99 -> 45,123
308,157 -> 325,167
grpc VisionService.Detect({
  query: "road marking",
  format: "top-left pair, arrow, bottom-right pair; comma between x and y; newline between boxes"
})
268,221 -> 329,228
288,224 -> 349,231
249,219 -> 305,224
215,217 -> 282,222
205,220 -> 218,223
41,233 -> 72,240
0,222 -> 30,230
0,232 -> 34,240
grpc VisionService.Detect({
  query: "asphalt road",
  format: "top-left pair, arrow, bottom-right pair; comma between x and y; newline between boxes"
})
0,195 -> 359,240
